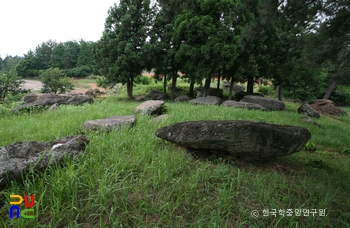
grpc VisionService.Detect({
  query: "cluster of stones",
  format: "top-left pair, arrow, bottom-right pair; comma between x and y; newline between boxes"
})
3,86 -> 346,188
12,93 -> 94,113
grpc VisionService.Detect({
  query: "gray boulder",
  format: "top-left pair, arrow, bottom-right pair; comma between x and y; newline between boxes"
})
147,90 -> 169,100
22,93 -> 39,103
134,94 -> 148,101
189,96 -> 221,105
241,95 -> 285,111
152,114 -> 169,122
65,95 -> 93,106
221,100 -> 265,110
155,120 -> 311,161
135,100 -> 165,115
175,95 -> 190,102
0,135 -> 89,187
47,103 -> 60,112
82,115 -> 136,132
13,93 -> 93,113
232,85 -> 245,94
196,87 -> 224,97
298,103 -> 320,118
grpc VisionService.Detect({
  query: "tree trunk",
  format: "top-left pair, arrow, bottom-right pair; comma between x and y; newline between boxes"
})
228,76 -> 235,100
274,85 -> 279,97
163,74 -> 167,94
171,71 -> 177,100
202,75 -> 212,97
189,80 -> 195,98
323,80 -> 336,100
247,76 -> 254,95
127,77 -> 134,100
277,84 -> 282,101
217,70 -> 221,90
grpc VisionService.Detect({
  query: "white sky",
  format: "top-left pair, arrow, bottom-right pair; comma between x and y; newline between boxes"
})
0,0 -> 119,58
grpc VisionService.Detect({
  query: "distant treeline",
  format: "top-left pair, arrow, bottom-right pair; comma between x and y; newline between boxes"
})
0,39 -> 100,78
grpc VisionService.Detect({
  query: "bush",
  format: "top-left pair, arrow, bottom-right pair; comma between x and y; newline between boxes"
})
0,71 -> 23,102
328,86 -> 350,106
39,68 -> 74,94
134,75 -> 153,85
258,86 -> 273,95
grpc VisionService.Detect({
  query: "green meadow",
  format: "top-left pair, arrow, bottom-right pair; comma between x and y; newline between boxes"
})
0,87 -> 350,227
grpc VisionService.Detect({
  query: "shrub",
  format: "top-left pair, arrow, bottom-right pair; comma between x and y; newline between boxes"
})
0,71 -> 23,101
39,68 -> 74,94
328,86 -> 350,106
134,75 -> 153,85
257,86 -> 273,95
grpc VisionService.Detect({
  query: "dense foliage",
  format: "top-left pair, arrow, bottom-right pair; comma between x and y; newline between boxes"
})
39,68 -> 74,94
1,0 -> 349,103
91,0 -> 349,103
0,57 -> 24,102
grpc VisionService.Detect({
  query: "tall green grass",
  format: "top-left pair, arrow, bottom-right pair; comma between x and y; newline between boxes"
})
0,98 -> 349,227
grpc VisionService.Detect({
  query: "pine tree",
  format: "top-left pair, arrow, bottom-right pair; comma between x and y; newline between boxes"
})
94,0 -> 153,99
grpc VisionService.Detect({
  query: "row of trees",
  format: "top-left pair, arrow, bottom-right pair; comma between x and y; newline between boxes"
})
1,39 -> 100,78
95,0 -> 349,101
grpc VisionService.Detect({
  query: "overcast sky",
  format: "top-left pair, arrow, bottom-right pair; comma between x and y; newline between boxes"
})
0,0 -> 119,58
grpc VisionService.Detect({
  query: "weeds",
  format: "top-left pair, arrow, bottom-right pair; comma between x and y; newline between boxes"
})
0,95 -> 349,227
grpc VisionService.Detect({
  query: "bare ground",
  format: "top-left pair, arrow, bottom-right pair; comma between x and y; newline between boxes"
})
21,80 -> 100,94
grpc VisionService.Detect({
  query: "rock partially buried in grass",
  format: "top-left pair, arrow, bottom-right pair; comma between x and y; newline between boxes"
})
175,95 -> 190,102
221,100 -> 265,110
81,115 -> 136,132
155,120 -> 311,161
189,96 -> 221,105
298,103 -> 320,118
241,96 -> 285,111
0,135 -> 89,187
135,100 -> 165,115
12,93 -> 93,113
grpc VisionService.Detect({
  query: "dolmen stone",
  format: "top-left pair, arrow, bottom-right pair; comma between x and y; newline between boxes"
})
241,95 -> 285,111
308,99 -> 346,116
152,114 -> 169,122
147,90 -> 169,100
0,135 -> 89,187
12,93 -> 93,113
135,100 -> 165,115
221,100 -> 265,110
175,95 -> 190,102
155,120 -> 311,161
196,87 -> 223,97
47,103 -> 60,112
81,115 -> 136,132
298,103 -> 320,118
189,96 -> 221,106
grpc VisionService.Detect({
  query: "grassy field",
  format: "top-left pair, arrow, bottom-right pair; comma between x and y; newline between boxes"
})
0,84 -> 350,227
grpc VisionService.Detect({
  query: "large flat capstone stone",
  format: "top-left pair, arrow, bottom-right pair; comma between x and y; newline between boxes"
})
155,120 -> 311,160
12,93 -> 93,113
0,135 -> 89,187
221,100 -> 265,110
81,115 -> 136,131
241,96 -> 285,111
135,100 -> 165,115
189,96 -> 221,105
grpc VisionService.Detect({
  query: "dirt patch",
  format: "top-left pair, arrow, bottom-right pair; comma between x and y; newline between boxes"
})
308,99 -> 347,116
22,80 -> 104,94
